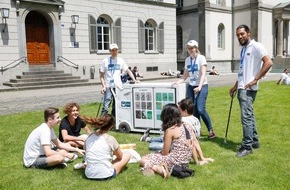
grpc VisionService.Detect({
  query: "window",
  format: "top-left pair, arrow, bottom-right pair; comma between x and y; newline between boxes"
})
176,0 -> 183,8
89,15 -> 121,53
97,17 -> 110,51
218,23 -> 225,49
216,0 -> 225,6
138,19 -> 164,53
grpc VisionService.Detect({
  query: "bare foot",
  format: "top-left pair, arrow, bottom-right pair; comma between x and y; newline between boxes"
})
198,160 -> 209,165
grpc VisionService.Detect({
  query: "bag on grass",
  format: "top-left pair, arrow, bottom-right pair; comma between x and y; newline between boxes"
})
171,164 -> 194,178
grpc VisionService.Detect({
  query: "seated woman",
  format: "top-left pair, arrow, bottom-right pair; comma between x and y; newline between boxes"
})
209,66 -> 219,75
133,66 -> 143,78
59,102 -> 91,149
82,114 -> 131,180
139,103 -> 194,179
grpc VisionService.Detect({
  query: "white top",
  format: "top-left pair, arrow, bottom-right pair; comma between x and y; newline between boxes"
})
281,73 -> 290,85
182,115 -> 201,139
23,123 -> 57,167
238,39 -> 267,90
85,133 -> 119,179
184,54 -> 208,86
100,57 -> 128,89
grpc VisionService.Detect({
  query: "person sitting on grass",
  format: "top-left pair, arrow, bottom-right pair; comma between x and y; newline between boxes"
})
178,98 -> 214,165
81,114 -> 131,180
59,102 -> 91,149
277,68 -> 290,85
140,103 -> 194,179
23,107 -> 85,169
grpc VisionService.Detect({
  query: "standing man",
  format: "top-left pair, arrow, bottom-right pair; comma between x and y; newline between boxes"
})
230,25 -> 273,157
23,107 -> 85,169
99,43 -> 138,116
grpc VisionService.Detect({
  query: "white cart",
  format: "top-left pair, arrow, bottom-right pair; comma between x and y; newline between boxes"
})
114,82 -> 186,133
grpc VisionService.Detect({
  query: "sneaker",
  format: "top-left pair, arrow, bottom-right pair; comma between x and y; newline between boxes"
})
58,163 -> 67,168
208,130 -> 216,139
64,154 -> 78,163
236,147 -> 253,157
140,128 -> 150,141
252,142 -> 260,149
74,162 -> 85,170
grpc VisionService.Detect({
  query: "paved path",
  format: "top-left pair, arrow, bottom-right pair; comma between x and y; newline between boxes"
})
0,73 -> 280,115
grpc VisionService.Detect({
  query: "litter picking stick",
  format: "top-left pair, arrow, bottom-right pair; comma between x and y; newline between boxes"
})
96,96 -> 103,117
224,92 -> 236,144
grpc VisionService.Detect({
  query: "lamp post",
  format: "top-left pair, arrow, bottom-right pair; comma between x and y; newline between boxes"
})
1,8 -> 10,32
71,15 -> 79,36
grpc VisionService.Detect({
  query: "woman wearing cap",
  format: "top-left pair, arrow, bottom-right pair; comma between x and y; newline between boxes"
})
173,40 -> 215,139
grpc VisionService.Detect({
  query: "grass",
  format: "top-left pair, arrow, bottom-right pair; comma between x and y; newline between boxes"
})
0,82 -> 289,190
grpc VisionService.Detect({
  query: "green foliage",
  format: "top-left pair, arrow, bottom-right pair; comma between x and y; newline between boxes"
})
0,82 -> 289,190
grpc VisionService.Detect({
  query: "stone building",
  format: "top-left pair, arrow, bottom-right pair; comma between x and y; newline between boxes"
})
1,0 -> 290,87
176,0 -> 290,73
0,0 -> 176,86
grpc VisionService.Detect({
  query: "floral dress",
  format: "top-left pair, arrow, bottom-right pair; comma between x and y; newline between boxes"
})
143,124 -> 193,171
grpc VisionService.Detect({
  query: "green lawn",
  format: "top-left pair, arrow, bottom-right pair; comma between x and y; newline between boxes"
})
0,82 -> 289,190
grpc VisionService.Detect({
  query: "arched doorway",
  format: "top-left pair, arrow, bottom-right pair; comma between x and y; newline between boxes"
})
26,11 -> 50,65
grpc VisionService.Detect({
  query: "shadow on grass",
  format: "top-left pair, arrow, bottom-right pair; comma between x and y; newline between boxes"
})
199,135 -> 240,152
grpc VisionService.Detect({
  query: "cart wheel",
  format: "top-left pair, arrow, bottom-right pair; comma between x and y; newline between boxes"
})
119,122 -> 131,133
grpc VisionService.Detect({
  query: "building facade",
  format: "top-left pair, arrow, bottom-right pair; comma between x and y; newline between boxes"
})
1,0 -> 290,86
176,0 -> 290,73
0,0 -> 176,84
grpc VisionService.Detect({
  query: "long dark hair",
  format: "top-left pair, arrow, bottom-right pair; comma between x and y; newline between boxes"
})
81,114 -> 115,132
161,103 -> 182,131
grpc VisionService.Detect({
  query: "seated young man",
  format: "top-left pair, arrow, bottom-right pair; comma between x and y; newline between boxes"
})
277,68 -> 290,85
23,107 -> 85,169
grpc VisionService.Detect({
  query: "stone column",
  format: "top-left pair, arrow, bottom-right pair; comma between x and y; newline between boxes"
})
277,18 -> 283,56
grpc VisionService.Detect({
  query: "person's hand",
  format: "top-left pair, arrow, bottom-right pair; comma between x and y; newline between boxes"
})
135,80 -> 140,83
229,87 -> 237,97
193,86 -> 201,94
101,87 -> 106,94
76,148 -> 85,156
244,78 -> 258,90
172,82 -> 178,87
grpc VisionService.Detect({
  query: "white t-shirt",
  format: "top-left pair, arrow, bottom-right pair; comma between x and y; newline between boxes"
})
184,54 -> 208,86
238,39 -> 267,90
23,123 -> 57,167
182,115 -> 201,139
281,73 -> 290,85
100,57 -> 128,88
85,133 -> 119,179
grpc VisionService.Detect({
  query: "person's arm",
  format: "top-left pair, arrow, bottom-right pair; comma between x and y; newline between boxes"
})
277,78 -> 283,85
126,68 -> 139,83
83,126 -> 92,135
173,69 -> 189,86
53,138 -> 85,155
229,81 -> 238,97
113,147 -> 123,162
194,65 -> 206,94
43,144 -> 59,157
100,72 -> 106,94
61,129 -> 85,142
161,128 -> 174,155
244,55 -> 273,89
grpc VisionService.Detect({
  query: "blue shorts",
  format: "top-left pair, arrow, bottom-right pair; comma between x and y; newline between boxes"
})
90,169 -> 117,181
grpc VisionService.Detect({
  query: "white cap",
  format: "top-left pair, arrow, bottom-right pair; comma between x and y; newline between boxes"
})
109,43 -> 119,50
186,40 -> 198,48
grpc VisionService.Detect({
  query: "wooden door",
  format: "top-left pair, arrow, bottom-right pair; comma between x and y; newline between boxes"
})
26,11 -> 50,65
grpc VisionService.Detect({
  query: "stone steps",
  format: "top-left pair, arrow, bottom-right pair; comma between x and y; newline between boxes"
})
3,65 -> 89,89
